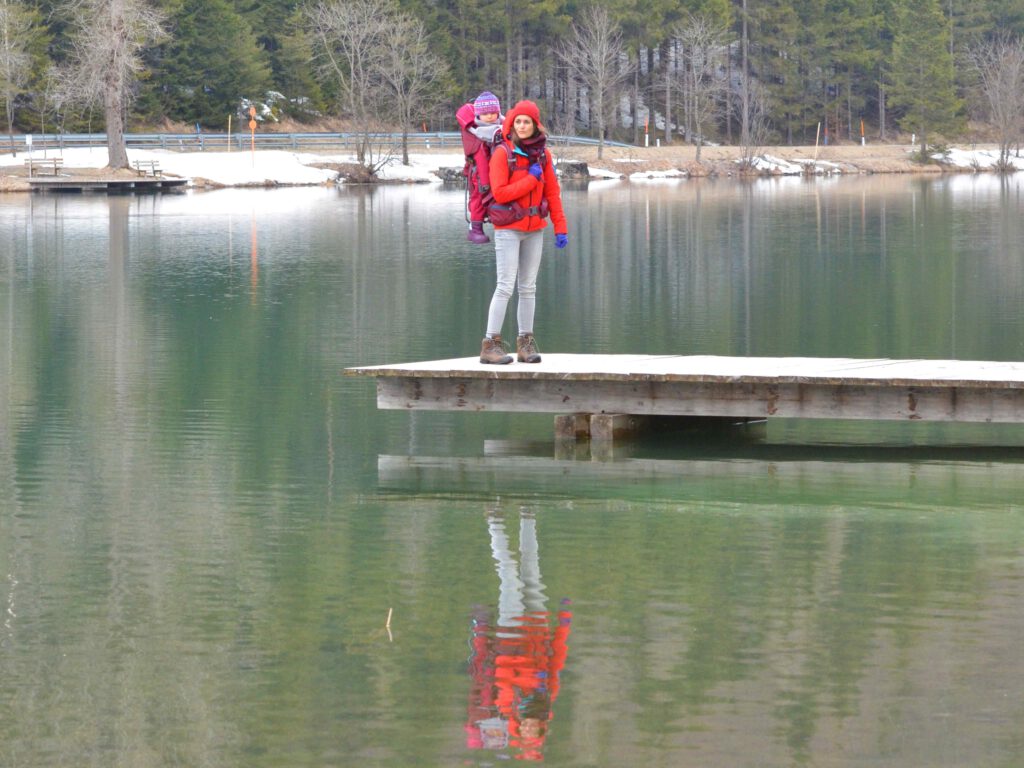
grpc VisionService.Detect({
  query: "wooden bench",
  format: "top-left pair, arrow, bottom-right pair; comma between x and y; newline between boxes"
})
131,159 -> 162,177
24,157 -> 63,176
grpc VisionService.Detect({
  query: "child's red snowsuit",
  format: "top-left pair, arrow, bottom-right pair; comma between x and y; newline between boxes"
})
457,102 -> 497,223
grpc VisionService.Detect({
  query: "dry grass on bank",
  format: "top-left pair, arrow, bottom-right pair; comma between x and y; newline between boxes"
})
407,138 -> 957,175
0,139 -> 998,192
542,141 -> 947,175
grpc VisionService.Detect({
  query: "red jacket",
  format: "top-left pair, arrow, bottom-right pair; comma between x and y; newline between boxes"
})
488,100 -> 568,236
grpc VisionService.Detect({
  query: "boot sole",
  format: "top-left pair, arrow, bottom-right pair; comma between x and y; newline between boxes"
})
480,358 -> 513,364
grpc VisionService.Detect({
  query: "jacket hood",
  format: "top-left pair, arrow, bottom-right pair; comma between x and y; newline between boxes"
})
502,100 -> 546,140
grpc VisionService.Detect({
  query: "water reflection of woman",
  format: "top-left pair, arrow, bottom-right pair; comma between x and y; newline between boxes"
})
464,508 -> 572,761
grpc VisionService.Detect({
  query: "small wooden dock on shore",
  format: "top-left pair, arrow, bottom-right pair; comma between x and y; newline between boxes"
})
346,354 -> 1024,442
28,177 -> 187,193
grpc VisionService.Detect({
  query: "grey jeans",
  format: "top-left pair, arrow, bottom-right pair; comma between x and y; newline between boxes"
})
486,228 -> 544,337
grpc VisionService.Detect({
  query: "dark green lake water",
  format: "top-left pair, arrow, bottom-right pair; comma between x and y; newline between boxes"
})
1,176 -> 1023,767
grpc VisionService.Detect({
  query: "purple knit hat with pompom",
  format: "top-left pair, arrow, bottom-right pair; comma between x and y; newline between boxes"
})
473,91 -> 501,116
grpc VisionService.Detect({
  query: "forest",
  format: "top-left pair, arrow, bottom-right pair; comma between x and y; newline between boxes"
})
2,0 -> 1024,153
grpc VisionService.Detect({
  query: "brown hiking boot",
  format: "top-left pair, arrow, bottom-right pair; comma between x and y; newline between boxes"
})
516,333 -> 542,363
480,335 -> 513,365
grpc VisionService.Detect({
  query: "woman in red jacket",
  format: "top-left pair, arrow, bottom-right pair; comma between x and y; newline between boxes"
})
479,100 -> 569,365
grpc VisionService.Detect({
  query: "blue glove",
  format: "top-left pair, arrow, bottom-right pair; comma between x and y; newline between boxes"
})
555,233 -> 568,249
528,163 -> 543,180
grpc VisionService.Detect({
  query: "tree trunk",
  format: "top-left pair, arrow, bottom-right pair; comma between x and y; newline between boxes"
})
844,79 -> 850,139
626,53 -> 634,146
878,79 -> 886,141
725,53 -> 733,143
105,0 -> 130,169
105,75 -> 129,169
664,50 -> 672,144
6,99 -> 15,158
740,0 -> 749,147
504,1 -> 513,102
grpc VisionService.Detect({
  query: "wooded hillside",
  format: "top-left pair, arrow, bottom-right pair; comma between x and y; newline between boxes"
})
2,0 -> 1023,150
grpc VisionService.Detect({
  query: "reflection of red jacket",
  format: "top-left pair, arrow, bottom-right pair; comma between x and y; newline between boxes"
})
489,100 -> 568,236
493,609 -> 572,759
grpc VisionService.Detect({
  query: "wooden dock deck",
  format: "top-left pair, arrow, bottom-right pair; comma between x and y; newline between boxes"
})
346,354 -> 1024,438
29,177 -> 187,193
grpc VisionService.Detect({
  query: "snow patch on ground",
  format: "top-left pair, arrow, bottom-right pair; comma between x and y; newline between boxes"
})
938,148 -> 1024,170
586,166 -> 624,179
4,144 -> 1022,186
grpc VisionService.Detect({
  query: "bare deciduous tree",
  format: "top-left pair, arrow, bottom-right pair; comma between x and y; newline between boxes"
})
306,0 -> 391,164
64,0 -> 165,169
737,82 -> 771,169
967,34 -> 1024,171
0,0 -> 34,154
672,14 -> 729,163
557,6 -> 632,160
377,13 -> 448,165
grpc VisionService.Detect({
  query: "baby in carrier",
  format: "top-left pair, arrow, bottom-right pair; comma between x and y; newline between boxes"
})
457,91 -> 503,244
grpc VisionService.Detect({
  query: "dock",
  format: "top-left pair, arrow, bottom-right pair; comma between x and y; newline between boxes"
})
345,354 -> 1024,441
28,177 -> 187,193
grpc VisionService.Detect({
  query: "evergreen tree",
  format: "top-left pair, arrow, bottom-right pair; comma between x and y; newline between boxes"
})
873,0 -> 900,138
948,0 -> 998,53
153,0 -> 271,128
0,0 -> 46,141
268,6 -> 326,119
822,0 -> 882,141
987,0 -> 1024,36
10,0 -> 1024,143
888,0 -> 963,157
753,0 -> 813,144
402,0 -> 499,114
612,0 -> 682,143
233,0 -> 324,117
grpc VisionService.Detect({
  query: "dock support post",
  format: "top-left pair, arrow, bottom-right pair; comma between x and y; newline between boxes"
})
555,413 -> 591,441
590,414 -> 648,442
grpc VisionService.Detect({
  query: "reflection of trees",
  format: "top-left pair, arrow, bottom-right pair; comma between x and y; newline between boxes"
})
554,501 -> 1024,766
1,195 -> 251,763
569,176 -> 1024,363
3,181 -> 1024,766
0,186 -> 495,763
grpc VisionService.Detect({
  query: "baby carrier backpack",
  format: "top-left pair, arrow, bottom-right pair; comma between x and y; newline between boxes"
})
457,102 -> 497,221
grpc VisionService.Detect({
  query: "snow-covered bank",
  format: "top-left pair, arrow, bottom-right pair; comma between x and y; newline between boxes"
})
0,147 -> 468,187
2,144 -> 1022,189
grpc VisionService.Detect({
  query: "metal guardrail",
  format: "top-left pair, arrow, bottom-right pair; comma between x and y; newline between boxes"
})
5,132 -> 634,153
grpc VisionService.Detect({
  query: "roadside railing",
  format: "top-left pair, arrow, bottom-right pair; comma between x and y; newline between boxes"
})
5,132 -> 633,154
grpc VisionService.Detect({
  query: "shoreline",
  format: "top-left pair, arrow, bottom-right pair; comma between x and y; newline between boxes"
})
0,142 -> 1015,192
553,141 -> 942,176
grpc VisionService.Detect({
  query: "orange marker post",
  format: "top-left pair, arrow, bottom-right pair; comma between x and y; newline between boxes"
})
249,106 -> 257,166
